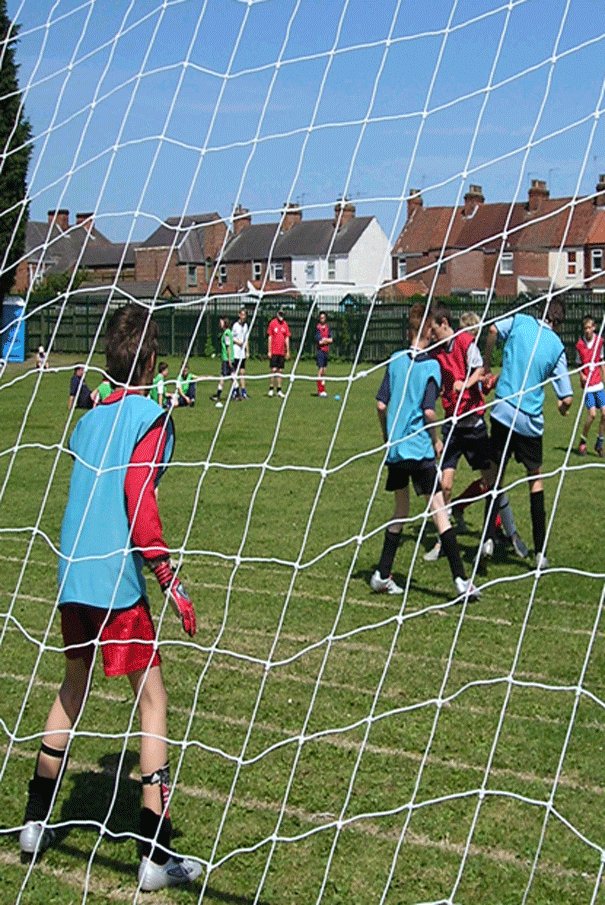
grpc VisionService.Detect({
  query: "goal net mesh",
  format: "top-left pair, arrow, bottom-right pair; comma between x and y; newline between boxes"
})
1,1 -> 604,902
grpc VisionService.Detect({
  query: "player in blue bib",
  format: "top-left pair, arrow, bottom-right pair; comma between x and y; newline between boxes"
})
20,305 -> 202,892
371,303 -> 479,601
482,301 -> 573,570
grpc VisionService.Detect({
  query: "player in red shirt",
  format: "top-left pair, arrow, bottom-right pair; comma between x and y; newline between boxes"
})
425,305 -> 528,562
267,309 -> 291,398
575,316 -> 605,456
315,311 -> 332,397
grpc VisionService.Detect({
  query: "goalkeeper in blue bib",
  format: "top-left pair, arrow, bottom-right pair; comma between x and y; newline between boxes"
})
19,305 -> 201,892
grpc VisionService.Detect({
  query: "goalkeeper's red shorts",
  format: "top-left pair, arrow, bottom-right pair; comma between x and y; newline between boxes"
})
60,599 -> 160,677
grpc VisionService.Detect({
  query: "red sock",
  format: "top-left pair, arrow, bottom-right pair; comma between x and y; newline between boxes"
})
318,380 -> 324,394
451,478 -> 486,511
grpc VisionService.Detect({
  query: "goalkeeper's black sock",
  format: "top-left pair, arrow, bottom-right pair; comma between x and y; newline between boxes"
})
377,528 -> 401,579
140,807 -> 172,865
530,490 -> 546,554
24,743 -> 68,822
439,527 -> 465,581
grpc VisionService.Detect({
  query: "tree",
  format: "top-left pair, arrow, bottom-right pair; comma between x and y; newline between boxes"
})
0,0 -> 32,324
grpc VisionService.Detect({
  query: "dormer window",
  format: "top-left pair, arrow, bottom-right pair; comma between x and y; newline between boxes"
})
397,257 -> 407,279
499,252 -> 513,275
591,248 -> 603,274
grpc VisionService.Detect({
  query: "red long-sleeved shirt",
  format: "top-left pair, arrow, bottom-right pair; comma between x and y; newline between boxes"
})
103,389 -> 170,562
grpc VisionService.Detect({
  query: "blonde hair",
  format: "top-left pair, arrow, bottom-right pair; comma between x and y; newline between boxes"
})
459,311 -> 481,330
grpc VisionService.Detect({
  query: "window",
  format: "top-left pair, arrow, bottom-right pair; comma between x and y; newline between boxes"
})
397,257 -> 407,279
252,261 -> 262,280
500,251 -> 513,275
305,262 -> 316,283
218,264 -> 227,284
567,250 -> 577,277
271,261 -> 285,281
591,248 -> 603,274
186,264 -> 197,287
327,256 -> 336,281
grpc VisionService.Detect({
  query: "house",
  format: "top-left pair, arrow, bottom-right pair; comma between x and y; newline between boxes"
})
132,213 -> 228,295
220,201 -> 391,302
389,176 -> 605,299
12,210 -> 115,294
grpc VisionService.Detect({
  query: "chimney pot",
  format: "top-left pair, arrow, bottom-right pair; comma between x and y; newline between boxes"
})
48,209 -> 69,231
233,205 -> 252,236
282,202 -> 303,232
407,189 -> 423,220
334,199 -> 355,228
76,212 -> 94,233
528,179 -> 549,212
464,185 -> 484,217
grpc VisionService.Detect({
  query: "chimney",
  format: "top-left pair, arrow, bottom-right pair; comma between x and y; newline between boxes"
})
334,199 -> 355,228
48,209 -> 69,231
282,203 -> 303,232
595,174 -> 605,206
528,178 -> 549,213
407,189 -> 423,220
464,185 -> 484,218
233,205 -> 252,236
76,212 -> 94,233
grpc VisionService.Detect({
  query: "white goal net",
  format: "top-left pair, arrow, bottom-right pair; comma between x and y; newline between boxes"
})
1,1 -> 604,903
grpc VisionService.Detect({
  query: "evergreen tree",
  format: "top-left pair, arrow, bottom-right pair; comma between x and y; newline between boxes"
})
0,0 -> 32,323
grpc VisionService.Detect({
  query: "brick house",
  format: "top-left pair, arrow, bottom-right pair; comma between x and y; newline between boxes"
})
133,213 -> 228,295
390,176 -> 605,298
12,210 -> 115,294
220,201 -> 391,300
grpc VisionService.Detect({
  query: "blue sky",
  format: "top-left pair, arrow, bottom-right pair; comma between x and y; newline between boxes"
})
6,0 -> 605,244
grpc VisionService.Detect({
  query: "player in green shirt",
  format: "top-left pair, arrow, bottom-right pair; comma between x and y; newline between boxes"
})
210,317 -> 234,409
149,362 -> 170,407
176,363 -> 196,407
91,378 -> 112,406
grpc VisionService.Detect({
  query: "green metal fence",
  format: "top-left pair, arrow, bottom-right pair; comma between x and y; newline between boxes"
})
24,293 -> 604,363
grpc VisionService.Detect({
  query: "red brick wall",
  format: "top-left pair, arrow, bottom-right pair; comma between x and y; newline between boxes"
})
135,248 -> 180,289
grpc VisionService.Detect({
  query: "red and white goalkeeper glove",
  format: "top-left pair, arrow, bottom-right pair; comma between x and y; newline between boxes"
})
152,560 -> 197,637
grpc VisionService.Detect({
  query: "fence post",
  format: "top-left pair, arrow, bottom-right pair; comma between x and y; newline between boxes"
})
171,307 -> 176,356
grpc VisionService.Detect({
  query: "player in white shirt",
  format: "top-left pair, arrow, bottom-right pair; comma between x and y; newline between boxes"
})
231,307 -> 250,400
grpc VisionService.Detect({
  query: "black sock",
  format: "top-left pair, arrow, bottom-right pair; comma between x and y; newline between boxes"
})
377,529 -> 401,579
530,490 -> 546,554
483,494 -> 499,542
140,807 -> 172,865
439,527 -> 465,581
24,744 -> 68,822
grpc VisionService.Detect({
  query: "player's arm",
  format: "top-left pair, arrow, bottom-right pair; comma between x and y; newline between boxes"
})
482,324 -> 499,373
552,352 -> 573,417
376,368 -> 390,443
423,377 -> 442,457
267,331 -> 272,359
125,421 -> 196,636
285,329 -> 291,360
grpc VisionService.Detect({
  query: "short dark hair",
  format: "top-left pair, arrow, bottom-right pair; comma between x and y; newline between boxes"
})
582,315 -> 594,329
541,299 -> 565,328
105,305 -> 158,387
158,361 -> 168,374
220,315 -> 230,327
407,302 -> 432,339
431,305 -> 453,328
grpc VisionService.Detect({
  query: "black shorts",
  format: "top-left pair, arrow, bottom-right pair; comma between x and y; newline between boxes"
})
233,357 -> 247,373
386,459 -> 441,497
491,416 -> 543,471
270,354 -> 285,370
316,350 -> 329,369
220,360 -> 233,378
441,421 -> 492,472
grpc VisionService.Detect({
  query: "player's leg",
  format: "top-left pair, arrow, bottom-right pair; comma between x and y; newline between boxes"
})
527,468 -> 548,567
277,367 -> 285,397
424,466 -> 455,561
21,655 -> 91,854
579,398 -> 595,454
239,361 -> 248,398
371,478 -> 408,594
131,665 -> 201,890
595,398 -> 605,456
427,488 -> 479,598
268,364 -> 276,396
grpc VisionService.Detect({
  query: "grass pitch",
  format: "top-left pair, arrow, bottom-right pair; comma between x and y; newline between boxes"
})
0,352 -> 604,904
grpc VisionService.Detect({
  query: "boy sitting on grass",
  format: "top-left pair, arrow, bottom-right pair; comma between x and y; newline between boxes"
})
20,304 -> 201,892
